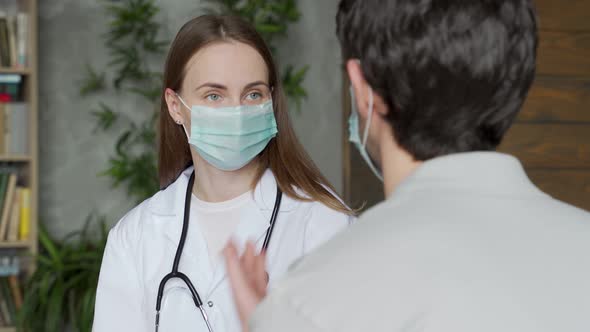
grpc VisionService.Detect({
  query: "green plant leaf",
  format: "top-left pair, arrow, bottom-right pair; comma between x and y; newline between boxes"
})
115,130 -> 132,157
282,64 -> 309,112
92,102 -> 119,132
79,64 -> 106,96
255,23 -> 284,33
38,227 -> 63,268
79,289 -> 97,332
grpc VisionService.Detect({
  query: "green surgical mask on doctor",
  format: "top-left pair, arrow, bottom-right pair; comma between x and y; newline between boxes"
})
177,94 -> 278,171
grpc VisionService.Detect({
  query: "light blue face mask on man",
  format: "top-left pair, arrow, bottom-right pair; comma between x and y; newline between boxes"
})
348,85 -> 384,182
177,95 -> 278,171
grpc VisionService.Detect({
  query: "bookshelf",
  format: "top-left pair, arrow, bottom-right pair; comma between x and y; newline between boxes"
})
0,0 -> 38,330
0,155 -> 30,162
0,240 -> 29,249
0,68 -> 29,75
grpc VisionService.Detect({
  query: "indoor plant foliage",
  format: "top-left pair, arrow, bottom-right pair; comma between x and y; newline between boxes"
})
17,215 -> 109,332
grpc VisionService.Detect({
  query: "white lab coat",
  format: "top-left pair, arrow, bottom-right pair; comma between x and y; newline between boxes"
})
92,167 -> 352,332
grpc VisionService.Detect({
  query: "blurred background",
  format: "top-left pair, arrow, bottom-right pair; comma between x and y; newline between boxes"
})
0,0 -> 587,331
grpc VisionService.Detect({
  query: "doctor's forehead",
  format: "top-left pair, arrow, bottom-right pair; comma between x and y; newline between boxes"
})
183,41 -> 269,91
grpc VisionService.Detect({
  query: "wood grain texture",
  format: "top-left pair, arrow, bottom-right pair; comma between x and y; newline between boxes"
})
535,0 -> 590,31
29,0 -> 39,259
527,169 -> 590,210
500,124 -> 590,168
537,31 -> 590,77
520,77 -> 590,122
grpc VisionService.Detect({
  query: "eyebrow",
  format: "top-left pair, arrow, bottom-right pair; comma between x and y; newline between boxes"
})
243,81 -> 269,90
195,82 -> 227,91
194,81 -> 269,92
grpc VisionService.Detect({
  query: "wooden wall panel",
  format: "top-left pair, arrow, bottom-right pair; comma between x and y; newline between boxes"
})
500,124 -> 590,169
527,170 -> 590,209
520,78 -> 590,122
535,0 -> 590,31
537,31 -> 590,77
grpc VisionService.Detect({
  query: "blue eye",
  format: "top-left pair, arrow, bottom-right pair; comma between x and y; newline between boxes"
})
206,94 -> 222,102
246,92 -> 262,100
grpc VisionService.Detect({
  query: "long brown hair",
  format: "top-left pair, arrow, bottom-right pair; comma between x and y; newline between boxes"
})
159,15 -> 351,215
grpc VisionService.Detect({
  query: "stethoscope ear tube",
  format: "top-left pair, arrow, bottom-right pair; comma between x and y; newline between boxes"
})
262,186 -> 282,251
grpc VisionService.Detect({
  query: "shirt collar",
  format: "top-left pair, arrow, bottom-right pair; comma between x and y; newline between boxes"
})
392,152 -> 547,199
148,166 -> 299,245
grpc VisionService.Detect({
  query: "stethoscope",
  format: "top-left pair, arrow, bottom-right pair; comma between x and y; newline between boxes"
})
155,171 -> 283,332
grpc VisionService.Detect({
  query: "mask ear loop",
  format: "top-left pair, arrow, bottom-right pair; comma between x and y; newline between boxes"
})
181,123 -> 190,140
361,86 -> 374,148
175,93 -> 191,140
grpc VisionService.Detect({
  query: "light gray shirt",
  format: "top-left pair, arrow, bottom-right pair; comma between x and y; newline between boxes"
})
251,152 -> 590,332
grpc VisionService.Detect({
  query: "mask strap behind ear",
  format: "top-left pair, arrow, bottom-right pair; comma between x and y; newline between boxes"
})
174,93 -> 191,140
181,123 -> 190,140
175,93 -> 191,110
361,86 -> 374,147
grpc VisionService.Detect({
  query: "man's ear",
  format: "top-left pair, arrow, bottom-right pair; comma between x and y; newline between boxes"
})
346,59 -> 370,118
347,60 -> 390,119
372,93 -> 389,118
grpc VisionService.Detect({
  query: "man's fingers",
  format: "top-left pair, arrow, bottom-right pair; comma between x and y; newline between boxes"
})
240,241 -> 253,268
252,251 -> 268,295
223,242 -> 243,280
243,241 -> 258,286
223,241 -> 263,328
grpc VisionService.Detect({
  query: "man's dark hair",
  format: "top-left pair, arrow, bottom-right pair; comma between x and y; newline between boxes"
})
337,0 -> 538,160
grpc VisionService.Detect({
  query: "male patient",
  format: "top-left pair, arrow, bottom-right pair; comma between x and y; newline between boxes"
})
224,0 -> 590,331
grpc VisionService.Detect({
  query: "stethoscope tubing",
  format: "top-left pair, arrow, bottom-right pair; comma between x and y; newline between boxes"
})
155,171 -> 282,332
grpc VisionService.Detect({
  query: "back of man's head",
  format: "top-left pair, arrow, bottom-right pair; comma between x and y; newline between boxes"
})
337,0 -> 538,160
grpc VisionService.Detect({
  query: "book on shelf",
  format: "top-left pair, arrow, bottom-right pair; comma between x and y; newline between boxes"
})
6,187 -> 20,241
0,103 -> 4,153
0,291 -> 11,327
0,14 -> 9,68
0,101 -> 28,154
0,74 -> 22,101
0,173 -> 16,240
0,173 -> 29,242
16,12 -> 28,68
7,275 -> 21,310
18,188 -> 28,240
0,249 -> 19,276
0,174 -> 7,236
0,248 -> 24,326
0,276 -> 16,327
6,16 -> 16,69
0,9 -> 28,69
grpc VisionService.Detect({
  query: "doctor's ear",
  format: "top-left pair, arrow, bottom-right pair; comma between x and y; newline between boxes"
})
164,88 -> 185,125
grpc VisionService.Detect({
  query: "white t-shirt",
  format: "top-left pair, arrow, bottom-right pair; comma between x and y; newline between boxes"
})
191,191 -> 254,267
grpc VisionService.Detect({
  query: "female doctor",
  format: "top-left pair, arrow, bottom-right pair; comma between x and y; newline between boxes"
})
92,14 -> 353,332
